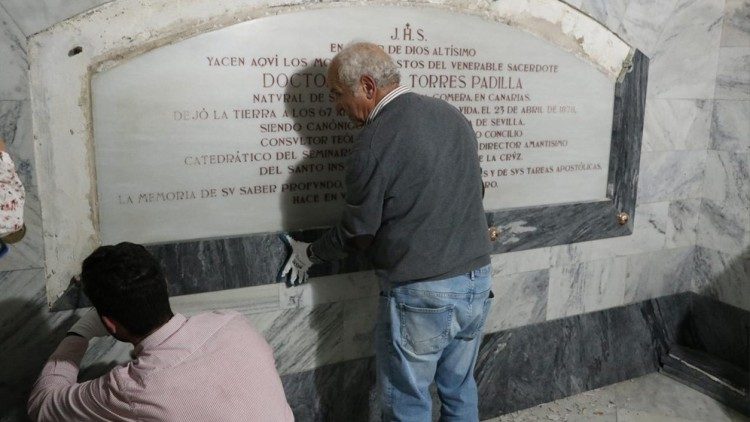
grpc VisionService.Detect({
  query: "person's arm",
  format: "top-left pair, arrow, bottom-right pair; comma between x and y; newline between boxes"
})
0,138 -> 25,236
310,142 -> 386,261
27,310 -> 129,421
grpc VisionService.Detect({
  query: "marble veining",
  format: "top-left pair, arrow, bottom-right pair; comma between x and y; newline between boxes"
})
698,199 -> 749,254
617,0 -> 678,56
666,198 -> 701,248
485,269 -> 548,332
715,47 -> 750,100
721,0 -> 750,47
547,256 -> 628,319
710,100 -> 750,153
702,151 -> 749,208
646,0 -> 723,99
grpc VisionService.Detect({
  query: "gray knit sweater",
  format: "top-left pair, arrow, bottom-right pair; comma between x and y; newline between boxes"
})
311,92 -> 491,283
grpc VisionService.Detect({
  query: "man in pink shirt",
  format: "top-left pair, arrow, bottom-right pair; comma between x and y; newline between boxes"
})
28,242 -> 294,422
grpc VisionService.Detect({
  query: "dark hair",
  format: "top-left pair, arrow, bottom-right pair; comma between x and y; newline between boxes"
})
81,242 -> 172,336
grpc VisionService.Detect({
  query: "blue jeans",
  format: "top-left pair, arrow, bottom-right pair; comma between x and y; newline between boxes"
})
375,264 -> 493,421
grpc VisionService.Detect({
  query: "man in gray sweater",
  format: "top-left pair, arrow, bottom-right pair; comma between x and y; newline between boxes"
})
281,42 -> 493,421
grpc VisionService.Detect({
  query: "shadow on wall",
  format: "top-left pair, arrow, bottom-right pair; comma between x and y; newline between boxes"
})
0,297 -> 77,421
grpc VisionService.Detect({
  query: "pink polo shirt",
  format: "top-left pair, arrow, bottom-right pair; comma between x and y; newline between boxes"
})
28,311 -> 294,422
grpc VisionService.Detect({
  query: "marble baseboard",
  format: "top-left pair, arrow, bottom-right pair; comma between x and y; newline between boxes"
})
278,292 -> 747,421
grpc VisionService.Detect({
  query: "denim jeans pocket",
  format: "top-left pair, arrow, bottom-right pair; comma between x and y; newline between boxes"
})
398,302 -> 453,355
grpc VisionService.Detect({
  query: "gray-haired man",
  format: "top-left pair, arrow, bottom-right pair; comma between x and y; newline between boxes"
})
281,42 -> 493,421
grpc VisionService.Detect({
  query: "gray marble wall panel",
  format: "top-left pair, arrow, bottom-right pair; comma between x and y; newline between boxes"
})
721,0 -> 750,47
710,100 -> 750,152
646,0 -> 723,99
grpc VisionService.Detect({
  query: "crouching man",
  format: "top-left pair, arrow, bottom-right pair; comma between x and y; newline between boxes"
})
28,242 -> 294,422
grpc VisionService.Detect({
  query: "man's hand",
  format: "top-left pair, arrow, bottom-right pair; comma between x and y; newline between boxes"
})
68,308 -> 109,340
281,235 -> 314,286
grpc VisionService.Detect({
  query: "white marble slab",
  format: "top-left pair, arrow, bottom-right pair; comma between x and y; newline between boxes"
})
702,150 -> 749,208
617,0 -> 678,56
91,6 -> 617,244
637,150 -> 706,203
490,246 -> 552,277
623,246 -> 694,304
485,269 -> 548,332
698,198 -> 749,254
170,283 -> 281,317
4,100 -> 35,187
577,0 -> 627,32
641,99 -> 711,152
721,0 -> 750,47
666,198 -> 701,249
547,255 -> 628,320
646,0 -> 723,99
715,47 -> 750,100
710,99 -> 750,152
278,270 -> 379,309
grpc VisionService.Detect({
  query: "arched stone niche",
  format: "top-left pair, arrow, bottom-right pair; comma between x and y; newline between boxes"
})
29,0 -> 646,309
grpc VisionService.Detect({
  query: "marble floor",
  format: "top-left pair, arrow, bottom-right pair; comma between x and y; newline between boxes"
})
483,372 -> 749,422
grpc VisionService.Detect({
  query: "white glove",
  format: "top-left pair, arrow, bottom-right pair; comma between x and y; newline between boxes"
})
68,308 -> 109,340
281,235 -> 314,286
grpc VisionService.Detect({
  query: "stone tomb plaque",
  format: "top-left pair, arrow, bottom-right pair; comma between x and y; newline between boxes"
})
92,6 -> 615,245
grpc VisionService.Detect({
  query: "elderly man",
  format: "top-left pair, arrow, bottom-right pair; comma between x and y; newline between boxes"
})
282,42 -> 493,421
29,242 -> 293,422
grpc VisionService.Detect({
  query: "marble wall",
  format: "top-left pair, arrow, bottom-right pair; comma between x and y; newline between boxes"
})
694,0 -> 750,312
0,0 -> 745,420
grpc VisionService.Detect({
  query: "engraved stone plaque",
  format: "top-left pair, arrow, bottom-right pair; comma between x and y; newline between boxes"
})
92,6 -> 615,245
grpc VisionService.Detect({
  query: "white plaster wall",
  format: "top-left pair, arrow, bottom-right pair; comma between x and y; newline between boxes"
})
0,0 -> 741,419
